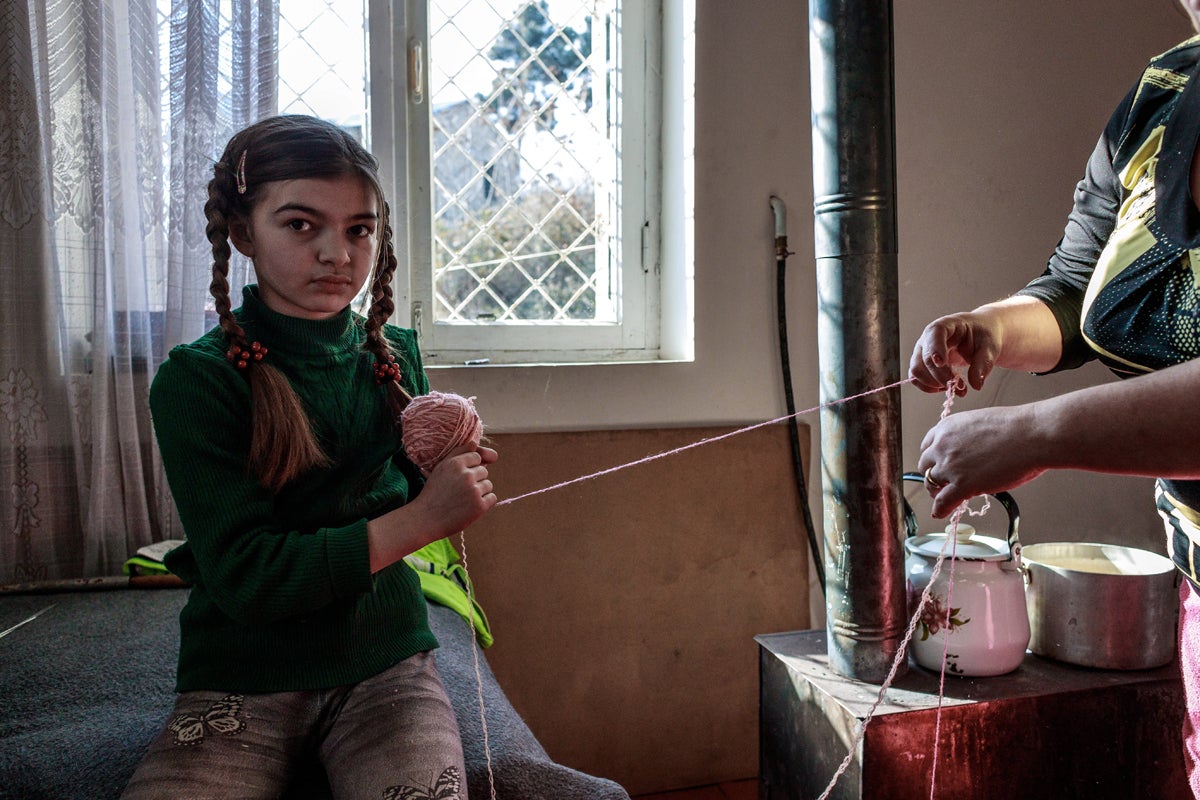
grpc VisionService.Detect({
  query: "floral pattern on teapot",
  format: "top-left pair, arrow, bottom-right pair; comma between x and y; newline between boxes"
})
918,593 -> 970,641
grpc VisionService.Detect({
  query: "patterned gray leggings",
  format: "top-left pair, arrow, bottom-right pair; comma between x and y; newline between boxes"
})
121,650 -> 465,800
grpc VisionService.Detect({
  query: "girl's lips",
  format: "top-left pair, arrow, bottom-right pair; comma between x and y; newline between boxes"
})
312,275 -> 353,292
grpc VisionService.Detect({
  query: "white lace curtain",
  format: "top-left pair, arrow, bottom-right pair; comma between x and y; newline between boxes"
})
0,0 -> 277,582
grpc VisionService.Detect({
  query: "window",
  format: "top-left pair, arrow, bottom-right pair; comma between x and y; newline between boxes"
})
407,0 -> 656,365
381,0 -> 692,366
171,0 -> 693,366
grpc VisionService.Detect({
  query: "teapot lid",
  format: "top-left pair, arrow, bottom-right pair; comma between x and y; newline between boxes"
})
905,523 -> 1011,561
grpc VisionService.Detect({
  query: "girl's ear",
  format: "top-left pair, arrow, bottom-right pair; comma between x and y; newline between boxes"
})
229,216 -> 255,258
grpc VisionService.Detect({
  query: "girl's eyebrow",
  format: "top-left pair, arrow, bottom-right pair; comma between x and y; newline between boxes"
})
271,202 -> 378,221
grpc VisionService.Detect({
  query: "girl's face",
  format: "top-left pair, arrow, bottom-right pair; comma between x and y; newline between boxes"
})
230,174 -> 380,320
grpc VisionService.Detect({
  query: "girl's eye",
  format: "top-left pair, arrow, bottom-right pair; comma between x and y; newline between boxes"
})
287,219 -> 311,232
350,224 -> 375,238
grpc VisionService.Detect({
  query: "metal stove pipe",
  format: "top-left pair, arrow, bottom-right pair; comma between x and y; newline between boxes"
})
808,0 -> 907,683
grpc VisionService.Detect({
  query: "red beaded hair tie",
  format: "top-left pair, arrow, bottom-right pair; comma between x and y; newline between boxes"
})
374,353 -> 401,385
226,341 -> 267,370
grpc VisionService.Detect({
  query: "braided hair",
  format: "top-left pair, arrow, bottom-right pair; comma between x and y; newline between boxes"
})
206,115 -> 410,491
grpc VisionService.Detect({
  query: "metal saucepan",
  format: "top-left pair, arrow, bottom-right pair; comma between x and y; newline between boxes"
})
1023,542 -> 1179,670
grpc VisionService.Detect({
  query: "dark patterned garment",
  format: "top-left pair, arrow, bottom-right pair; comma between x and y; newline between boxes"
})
1017,36 -> 1200,587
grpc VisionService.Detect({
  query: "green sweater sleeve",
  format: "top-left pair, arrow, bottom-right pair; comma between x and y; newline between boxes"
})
151,348 -> 373,626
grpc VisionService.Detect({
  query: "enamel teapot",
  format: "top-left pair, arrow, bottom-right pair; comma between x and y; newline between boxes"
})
901,472 -> 1029,677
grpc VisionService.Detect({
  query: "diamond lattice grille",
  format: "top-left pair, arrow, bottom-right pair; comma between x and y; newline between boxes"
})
277,0 -> 368,137
156,0 -> 615,327
429,0 -> 615,323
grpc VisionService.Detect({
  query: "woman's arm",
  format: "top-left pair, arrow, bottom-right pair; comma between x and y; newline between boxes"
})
911,86 -> 1131,397
909,295 -> 1064,393
912,81 -> 1142,516
918,356 -> 1200,517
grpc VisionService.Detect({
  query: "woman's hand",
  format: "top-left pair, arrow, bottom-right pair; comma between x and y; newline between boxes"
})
909,297 -> 1066,516
909,296 -> 1063,395
917,405 -> 1047,518
909,312 -> 1002,395
917,356 -> 1200,518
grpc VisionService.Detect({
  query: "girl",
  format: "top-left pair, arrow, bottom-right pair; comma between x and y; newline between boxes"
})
123,115 -> 497,799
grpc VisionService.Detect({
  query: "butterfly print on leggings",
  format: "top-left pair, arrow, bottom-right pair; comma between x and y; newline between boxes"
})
168,694 -> 247,746
382,765 -> 462,800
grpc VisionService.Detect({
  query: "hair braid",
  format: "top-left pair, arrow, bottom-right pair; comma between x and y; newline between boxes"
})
205,154 -> 329,492
363,201 -> 412,426
205,185 -> 247,351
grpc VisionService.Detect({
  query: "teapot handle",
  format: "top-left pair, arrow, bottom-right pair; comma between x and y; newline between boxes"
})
900,471 -> 1021,560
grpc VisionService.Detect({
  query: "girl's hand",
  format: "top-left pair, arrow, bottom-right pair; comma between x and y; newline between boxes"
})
909,312 -> 1001,396
367,446 -> 498,572
414,446 -> 498,539
917,405 -> 1046,518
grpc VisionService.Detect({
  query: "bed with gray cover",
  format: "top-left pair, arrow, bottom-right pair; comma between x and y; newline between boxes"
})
0,586 -> 629,800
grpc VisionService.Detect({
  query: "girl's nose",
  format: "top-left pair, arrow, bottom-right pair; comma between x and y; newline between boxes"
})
318,233 -> 351,265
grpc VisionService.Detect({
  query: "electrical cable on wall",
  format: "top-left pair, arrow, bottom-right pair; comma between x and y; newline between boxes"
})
771,196 -> 826,595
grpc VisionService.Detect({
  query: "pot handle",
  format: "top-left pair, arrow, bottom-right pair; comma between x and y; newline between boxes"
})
901,472 -> 1021,561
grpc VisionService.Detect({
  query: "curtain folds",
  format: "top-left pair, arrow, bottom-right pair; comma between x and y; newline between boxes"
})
0,0 -> 277,582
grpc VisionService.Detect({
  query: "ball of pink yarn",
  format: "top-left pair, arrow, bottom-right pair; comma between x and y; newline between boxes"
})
401,391 -> 484,472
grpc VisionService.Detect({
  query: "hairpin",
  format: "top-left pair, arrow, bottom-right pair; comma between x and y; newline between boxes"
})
236,150 -> 248,195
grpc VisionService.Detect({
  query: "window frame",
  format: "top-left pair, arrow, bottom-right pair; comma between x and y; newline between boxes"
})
369,0 -> 691,366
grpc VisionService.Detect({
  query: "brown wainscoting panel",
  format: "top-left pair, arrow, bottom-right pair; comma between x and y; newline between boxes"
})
462,423 -> 813,795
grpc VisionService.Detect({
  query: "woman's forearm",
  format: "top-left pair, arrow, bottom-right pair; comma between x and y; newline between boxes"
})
919,354 -> 1200,517
1029,355 -> 1200,479
367,503 -> 439,574
366,447 -> 497,574
970,295 -> 1064,374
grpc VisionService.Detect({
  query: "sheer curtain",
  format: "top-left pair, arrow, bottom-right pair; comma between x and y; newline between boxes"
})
0,0 -> 276,583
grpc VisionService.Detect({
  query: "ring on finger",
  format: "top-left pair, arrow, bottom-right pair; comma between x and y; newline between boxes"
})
924,466 -> 945,491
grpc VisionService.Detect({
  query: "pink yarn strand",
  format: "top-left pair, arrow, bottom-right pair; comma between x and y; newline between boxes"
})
458,531 -> 497,800
928,380 -> 960,798
496,377 -> 915,508
819,375 -> 979,800
815,529 -> 957,800
930,505 -> 964,799
940,376 -> 964,420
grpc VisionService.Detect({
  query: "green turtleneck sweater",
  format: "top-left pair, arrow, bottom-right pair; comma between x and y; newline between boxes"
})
151,287 -> 452,693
